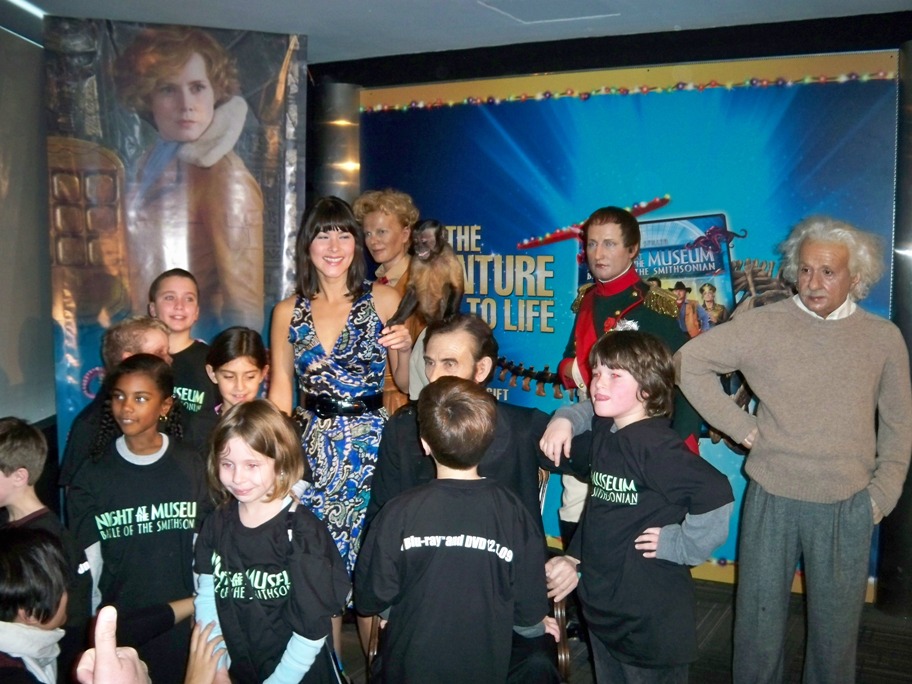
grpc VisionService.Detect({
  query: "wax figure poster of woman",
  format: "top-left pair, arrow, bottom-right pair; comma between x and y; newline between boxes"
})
44,18 -> 305,458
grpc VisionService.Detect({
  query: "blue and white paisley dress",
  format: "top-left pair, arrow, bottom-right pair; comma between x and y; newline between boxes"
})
289,285 -> 388,575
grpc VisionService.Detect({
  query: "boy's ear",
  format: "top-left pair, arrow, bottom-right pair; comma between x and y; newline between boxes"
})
419,437 -> 432,456
205,364 -> 217,384
12,467 -> 30,486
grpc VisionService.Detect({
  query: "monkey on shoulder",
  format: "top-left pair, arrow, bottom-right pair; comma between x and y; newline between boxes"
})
386,219 -> 465,327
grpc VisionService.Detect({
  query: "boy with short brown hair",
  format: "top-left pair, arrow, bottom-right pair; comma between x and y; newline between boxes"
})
355,376 -> 557,683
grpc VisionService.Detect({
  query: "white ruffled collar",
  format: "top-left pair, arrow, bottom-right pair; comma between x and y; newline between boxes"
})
177,95 -> 248,168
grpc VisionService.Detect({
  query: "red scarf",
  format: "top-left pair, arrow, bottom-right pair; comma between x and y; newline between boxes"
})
574,267 -> 642,386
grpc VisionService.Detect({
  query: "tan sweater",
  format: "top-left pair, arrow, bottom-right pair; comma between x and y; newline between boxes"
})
675,298 -> 912,515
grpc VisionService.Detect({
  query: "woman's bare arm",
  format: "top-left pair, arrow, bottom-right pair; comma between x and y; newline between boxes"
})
267,296 -> 298,415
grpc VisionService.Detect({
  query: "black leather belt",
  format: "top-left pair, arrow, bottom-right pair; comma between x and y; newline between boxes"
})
303,393 -> 384,418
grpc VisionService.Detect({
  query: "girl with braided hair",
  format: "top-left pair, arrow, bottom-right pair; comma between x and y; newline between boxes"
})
86,354 -> 186,464
68,354 -> 209,683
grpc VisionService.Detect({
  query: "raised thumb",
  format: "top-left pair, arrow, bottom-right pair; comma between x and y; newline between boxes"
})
93,605 -> 119,655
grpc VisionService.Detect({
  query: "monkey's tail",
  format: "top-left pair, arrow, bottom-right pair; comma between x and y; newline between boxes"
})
440,284 -> 463,320
386,287 -> 418,328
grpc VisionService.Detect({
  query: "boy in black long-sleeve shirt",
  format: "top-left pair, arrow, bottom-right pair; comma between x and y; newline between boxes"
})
547,331 -> 733,682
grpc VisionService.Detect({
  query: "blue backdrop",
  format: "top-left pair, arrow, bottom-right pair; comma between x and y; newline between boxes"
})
360,54 -> 898,578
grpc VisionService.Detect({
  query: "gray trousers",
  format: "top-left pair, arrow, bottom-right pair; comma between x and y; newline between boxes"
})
733,482 -> 873,684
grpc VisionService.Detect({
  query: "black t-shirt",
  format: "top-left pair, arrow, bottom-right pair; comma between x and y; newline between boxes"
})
182,404 -> 221,457
355,479 -> 549,684
68,439 -> 208,606
195,501 -> 349,683
59,392 -> 108,487
366,401 -> 550,530
171,341 -> 218,414
570,417 -> 733,667
67,439 -> 210,684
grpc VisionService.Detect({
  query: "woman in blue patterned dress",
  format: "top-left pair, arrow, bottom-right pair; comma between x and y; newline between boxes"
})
268,196 -> 412,659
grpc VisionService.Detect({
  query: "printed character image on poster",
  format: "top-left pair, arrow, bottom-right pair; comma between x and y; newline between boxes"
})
45,18 -> 305,455
113,26 -> 264,333
636,215 -> 739,334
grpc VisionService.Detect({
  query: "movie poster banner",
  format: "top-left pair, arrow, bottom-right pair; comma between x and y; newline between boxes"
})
45,18 -> 305,453
360,52 -> 898,586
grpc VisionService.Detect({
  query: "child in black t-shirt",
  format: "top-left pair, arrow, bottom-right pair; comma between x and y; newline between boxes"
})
355,376 -> 558,684
0,527 -> 70,684
148,268 -> 218,415
194,400 -> 349,684
67,354 -> 207,684
547,331 -> 734,683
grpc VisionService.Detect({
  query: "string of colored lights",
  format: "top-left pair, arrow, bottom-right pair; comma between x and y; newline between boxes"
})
361,70 -> 894,113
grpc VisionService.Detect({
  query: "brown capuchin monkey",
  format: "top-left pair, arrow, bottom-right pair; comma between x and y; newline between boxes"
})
387,219 -> 465,326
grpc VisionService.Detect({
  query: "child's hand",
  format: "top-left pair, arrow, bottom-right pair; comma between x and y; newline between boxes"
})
379,324 -> 412,352
545,555 -> 579,602
634,527 -> 661,558
542,616 -> 561,642
539,417 -> 573,465
184,621 -> 226,684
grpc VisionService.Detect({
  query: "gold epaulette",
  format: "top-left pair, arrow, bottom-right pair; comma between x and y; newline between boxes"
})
643,287 -> 679,318
570,283 -> 595,314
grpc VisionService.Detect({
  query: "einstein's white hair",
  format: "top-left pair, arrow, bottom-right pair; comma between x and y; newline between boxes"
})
779,216 -> 884,301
